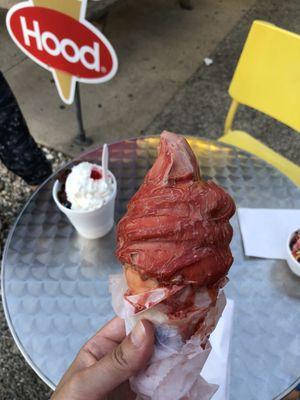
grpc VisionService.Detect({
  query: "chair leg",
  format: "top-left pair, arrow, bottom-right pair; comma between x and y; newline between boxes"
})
179,0 -> 193,10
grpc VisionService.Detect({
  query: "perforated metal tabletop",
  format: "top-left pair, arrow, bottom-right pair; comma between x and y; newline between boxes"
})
2,136 -> 300,400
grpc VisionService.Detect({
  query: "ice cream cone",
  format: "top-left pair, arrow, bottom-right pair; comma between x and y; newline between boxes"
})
122,262 -> 226,340
124,263 -> 159,294
32,0 -> 86,103
112,132 -> 236,399
117,132 -> 235,336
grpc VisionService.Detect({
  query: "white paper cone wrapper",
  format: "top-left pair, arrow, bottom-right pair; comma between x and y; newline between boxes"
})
109,274 -> 226,400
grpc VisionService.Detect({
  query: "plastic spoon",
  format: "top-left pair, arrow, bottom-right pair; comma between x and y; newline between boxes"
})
102,144 -> 109,186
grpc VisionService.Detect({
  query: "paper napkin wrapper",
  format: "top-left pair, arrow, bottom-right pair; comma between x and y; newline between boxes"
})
109,273 -> 227,400
238,208 -> 300,259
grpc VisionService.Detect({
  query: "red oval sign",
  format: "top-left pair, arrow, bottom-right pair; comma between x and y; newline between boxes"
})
7,5 -> 117,80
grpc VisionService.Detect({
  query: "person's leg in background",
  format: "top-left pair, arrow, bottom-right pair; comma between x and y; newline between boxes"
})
283,383 -> 300,399
0,72 -> 52,186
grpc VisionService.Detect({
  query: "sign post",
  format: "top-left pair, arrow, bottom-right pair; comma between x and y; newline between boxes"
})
74,84 -> 92,145
6,0 -> 118,144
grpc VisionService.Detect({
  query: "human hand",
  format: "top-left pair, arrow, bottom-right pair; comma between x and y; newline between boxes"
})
51,317 -> 154,400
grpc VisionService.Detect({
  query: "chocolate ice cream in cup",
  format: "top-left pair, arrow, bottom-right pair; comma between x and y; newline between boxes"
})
53,160 -> 117,239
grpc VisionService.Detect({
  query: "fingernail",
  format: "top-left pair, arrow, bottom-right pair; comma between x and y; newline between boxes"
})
131,320 -> 146,347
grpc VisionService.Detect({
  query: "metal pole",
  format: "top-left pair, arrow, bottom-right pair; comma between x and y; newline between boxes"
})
72,13 -> 108,146
74,84 -> 93,145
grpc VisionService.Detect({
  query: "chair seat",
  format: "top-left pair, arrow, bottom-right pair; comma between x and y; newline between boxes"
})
219,130 -> 300,186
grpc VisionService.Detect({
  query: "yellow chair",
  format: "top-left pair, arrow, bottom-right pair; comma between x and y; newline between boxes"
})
219,20 -> 300,186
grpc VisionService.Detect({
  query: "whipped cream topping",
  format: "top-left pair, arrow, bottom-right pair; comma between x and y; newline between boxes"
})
65,162 -> 114,211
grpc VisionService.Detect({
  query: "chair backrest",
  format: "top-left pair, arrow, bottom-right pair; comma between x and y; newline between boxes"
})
229,20 -> 300,132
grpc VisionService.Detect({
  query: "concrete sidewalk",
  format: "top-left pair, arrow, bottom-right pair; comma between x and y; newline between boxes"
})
1,0 -> 255,156
147,0 -> 300,165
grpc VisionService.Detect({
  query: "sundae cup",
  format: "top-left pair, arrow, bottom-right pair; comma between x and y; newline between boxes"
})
111,131 -> 236,399
53,161 -> 117,239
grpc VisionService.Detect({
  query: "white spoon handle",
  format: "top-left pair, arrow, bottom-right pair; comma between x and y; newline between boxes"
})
102,144 -> 109,185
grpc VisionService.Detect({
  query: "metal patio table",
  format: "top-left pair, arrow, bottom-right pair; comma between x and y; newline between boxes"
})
2,136 -> 300,400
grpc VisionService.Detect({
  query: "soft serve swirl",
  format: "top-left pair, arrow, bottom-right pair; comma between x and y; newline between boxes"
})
116,132 -> 236,287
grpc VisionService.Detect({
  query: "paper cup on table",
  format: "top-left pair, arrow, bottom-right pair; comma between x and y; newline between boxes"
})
52,171 -> 117,239
286,230 -> 300,277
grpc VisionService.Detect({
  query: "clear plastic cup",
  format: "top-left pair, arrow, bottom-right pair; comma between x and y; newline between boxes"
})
52,170 -> 117,239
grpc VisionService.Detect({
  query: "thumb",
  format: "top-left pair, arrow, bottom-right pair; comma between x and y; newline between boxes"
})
75,320 -> 154,399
